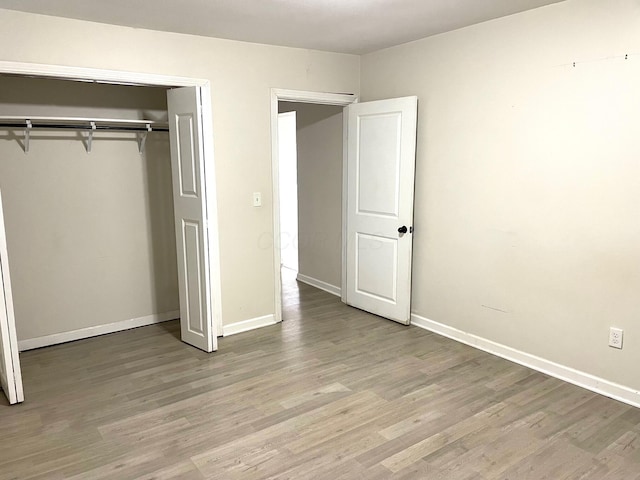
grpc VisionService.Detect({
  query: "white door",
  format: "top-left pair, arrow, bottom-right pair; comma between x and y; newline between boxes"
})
0,189 -> 24,404
278,111 -> 299,271
167,87 -> 217,352
345,96 -> 418,324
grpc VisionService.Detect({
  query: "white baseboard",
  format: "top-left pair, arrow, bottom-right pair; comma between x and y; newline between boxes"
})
18,310 -> 180,351
222,314 -> 277,336
296,273 -> 341,297
410,313 -> 640,409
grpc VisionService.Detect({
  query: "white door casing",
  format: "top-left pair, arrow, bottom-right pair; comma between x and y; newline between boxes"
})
167,86 -> 217,352
345,96 -> 418,324
0,189 -> 24,404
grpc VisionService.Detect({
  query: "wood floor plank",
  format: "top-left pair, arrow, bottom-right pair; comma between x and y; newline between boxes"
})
1,271 -> 639,478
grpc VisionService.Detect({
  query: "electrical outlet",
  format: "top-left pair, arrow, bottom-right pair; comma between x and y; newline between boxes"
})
609,327 -> 623,349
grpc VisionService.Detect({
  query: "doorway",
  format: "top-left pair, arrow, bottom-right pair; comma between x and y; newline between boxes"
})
271,89 -> 419,328
0,61 -> 223,404
277,101 -> 346,318
271,90 -> 357,323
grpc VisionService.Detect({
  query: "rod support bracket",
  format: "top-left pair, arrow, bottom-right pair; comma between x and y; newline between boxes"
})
137,123 -> 152,154
86,121 -> 96,153
24,120 -> 32,153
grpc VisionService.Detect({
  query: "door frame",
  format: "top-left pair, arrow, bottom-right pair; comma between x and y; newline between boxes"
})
270,88 -> 358,323
0,60 -> 224,342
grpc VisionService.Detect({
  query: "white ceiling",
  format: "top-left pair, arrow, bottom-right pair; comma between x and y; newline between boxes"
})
0,0 -> 565,54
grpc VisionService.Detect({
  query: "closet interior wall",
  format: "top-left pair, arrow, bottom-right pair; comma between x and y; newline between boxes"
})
0,76 -> 179,346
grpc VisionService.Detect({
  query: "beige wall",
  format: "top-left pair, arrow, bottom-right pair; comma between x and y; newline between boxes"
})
361,0 -> 640,390
279,102 -> 343,289
0,8 -> 360,328
0,76 -> 177,340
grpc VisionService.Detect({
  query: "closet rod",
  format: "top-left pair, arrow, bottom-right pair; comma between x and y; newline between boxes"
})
0,116 -> 169,153
0,123 -> 169,132
0,116 -> 169,132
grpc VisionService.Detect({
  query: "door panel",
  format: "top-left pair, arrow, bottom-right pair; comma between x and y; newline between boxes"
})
182,220 -> 205,336
357,113 -> 402,216
176,114 -> 199,196
355,233 -> 397,302
167,87 -> 216,352
346,97 -> 418,324
0,189 -> 24,404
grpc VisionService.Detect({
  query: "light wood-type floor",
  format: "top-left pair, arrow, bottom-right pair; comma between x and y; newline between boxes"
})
2,272 -> 640,479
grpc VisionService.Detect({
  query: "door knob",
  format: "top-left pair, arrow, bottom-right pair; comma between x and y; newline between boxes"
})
398,226 -> 408,234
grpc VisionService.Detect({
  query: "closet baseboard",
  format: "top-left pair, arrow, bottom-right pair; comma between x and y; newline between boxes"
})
222,314 -> 277,336
18,310 -> 180,351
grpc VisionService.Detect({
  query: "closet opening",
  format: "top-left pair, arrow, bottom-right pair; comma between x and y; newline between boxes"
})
0,75 -> 177,348
0,62 -> 222,405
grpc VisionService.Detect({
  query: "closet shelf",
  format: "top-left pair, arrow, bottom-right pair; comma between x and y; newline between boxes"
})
0,116 -> 169,154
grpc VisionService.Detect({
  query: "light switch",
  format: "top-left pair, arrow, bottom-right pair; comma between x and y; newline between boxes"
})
253,192 -> 262,207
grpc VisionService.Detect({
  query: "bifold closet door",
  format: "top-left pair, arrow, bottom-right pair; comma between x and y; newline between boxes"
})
0,188 -> 24,404
167,87 -> 217,353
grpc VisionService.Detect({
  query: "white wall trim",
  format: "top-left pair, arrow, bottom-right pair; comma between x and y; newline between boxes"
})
411,313 -> 640,409
271,88 -> 358,325
296,273 -> 341,297
273,89 -> 358,106
222,314 -> 277,337
18,311 -> 180,351
0,61 -> 207,87
340,110 -> 349,304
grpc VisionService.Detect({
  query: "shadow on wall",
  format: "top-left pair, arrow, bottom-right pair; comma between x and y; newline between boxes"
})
143,132 -> 180,315
0,76 -> 168,120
